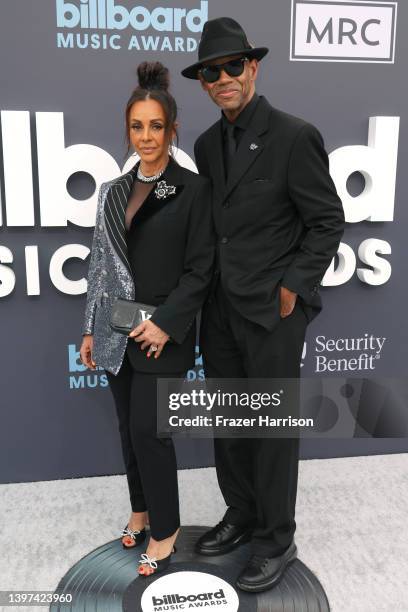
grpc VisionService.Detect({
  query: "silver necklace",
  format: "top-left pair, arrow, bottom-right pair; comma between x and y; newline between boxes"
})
137,164 -> 166,183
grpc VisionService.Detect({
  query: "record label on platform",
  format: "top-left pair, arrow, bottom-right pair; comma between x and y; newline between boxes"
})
140,571 -> 239,611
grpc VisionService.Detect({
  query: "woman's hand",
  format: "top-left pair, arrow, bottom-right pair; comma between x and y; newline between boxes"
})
129,320 -> 169,359
80,334 -> 97,369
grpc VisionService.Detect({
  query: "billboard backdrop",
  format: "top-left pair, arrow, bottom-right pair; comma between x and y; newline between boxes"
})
0,0 -> 407,483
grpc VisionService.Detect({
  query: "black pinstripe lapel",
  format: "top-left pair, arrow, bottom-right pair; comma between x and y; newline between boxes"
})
104,160 -> 139,275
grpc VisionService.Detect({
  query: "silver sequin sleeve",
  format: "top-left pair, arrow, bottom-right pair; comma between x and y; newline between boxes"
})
81,182 -> 108,336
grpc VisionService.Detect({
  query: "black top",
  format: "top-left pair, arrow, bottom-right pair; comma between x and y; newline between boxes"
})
221,92 -> 260,149
125,178 -> 154,232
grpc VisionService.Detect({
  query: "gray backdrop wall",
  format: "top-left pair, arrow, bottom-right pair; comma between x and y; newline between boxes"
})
0,0 -> 407,483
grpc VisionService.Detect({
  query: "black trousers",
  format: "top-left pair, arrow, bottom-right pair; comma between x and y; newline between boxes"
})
105,349 -> 183,541
200,280 -> 308,557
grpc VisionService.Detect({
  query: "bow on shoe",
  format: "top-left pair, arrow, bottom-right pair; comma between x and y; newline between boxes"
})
138,553 -> 158,569
121,527 -> 141,540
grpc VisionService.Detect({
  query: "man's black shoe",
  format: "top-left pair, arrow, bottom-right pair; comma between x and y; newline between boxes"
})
195,520 -> 253,556
236,541 -> 297,592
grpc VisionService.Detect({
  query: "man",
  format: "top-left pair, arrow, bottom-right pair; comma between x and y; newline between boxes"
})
181,17 -> 345,593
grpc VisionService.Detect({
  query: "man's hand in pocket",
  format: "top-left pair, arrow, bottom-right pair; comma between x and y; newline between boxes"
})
280,286 -> 297,318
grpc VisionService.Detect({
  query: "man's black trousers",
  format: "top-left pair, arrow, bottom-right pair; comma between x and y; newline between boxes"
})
200,280 -> 308,557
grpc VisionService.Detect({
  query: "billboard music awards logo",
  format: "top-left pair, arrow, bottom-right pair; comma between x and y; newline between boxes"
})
0,111 -> 399,300
67,343 -> 203,389
140,571 -> 239,611
290,0 -> 397,63
68,343 -> 108,389
56,0 -> 208,51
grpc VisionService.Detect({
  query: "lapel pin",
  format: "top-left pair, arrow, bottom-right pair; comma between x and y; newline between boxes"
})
249,143 -> 259,151
155,180 -> 176,199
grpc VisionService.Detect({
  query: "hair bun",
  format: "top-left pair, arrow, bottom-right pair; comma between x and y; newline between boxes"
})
137,61 -> 170,91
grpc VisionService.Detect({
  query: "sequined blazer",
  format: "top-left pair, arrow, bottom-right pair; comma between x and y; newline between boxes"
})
82,157 -> 215,375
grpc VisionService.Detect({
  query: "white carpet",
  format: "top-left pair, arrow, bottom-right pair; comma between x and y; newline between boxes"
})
1,453 -> 407,612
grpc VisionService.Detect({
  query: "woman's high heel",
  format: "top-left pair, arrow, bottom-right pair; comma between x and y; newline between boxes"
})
121,525 -> 146,549
138,545 -> 177,577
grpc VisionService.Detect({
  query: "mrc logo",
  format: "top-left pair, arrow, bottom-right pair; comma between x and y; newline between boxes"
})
290,0 -> 397,63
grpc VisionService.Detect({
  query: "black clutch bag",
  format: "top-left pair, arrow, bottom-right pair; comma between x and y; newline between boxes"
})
109,298 -> 156,335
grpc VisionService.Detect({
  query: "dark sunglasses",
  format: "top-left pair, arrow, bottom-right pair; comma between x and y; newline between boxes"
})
199,57 -> 248,83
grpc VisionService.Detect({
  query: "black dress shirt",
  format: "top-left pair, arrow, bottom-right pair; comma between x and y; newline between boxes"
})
221,93 -> 260,176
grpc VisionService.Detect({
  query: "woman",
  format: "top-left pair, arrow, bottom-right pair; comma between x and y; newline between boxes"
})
80,61 -> 214,576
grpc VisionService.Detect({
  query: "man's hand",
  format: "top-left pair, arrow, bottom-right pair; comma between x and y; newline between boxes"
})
129,319 -> 170,359
280,286 -> 297,318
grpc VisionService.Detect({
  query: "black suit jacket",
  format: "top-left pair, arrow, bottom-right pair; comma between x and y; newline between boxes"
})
122,156 -> 215,373
194,95 -> 345,329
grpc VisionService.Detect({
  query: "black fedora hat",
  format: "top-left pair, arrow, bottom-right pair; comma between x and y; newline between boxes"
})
181,17 -> 269,80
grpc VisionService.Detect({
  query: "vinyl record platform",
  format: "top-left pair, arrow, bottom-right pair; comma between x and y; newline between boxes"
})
51,526 -> 330,611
